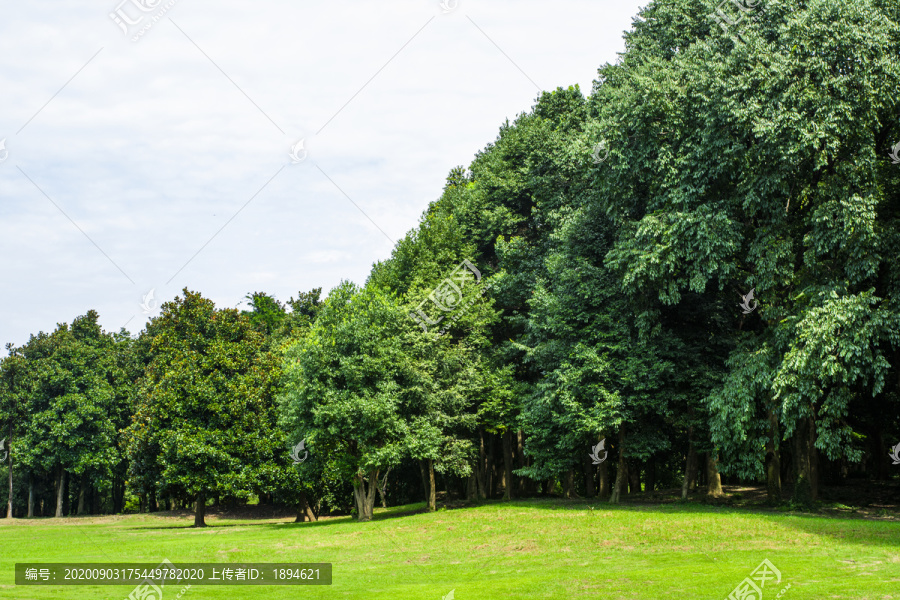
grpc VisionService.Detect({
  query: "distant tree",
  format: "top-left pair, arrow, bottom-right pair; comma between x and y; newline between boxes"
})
13,312 -> 127,517
242,292 -> 287,340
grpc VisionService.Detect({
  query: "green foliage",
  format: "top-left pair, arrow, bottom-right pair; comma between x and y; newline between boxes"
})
123,290 -> 281,515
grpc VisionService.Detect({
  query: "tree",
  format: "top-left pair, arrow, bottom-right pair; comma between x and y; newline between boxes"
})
11,312 -> 128,517
124,289 -> 279,526
279,280 -> 487,520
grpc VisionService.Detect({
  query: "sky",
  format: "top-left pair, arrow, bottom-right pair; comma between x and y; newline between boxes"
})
0,0 -> 647,347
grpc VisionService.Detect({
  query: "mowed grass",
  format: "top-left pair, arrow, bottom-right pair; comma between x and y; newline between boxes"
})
2,499 -> 899,599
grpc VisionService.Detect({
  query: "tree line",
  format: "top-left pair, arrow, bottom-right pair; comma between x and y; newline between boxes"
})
2,0 -> 899,525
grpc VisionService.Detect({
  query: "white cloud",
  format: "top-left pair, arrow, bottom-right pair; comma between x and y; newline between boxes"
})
0,0 -> 645,346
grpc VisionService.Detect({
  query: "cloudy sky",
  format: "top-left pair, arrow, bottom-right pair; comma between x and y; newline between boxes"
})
0,0 -> 646,347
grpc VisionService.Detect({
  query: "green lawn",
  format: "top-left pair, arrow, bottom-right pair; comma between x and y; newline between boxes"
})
2,499 -> 899,599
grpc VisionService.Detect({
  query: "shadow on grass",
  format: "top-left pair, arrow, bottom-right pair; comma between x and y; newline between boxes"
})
126,502 -> 435,531
506,488 -> 900,550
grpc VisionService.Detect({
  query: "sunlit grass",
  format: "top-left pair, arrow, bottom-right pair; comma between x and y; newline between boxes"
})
2,499 -> 899,599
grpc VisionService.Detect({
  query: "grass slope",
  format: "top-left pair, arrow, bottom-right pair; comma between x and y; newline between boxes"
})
2,499 -> 899,599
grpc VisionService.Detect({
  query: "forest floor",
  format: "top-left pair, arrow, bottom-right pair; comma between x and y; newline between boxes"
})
2,489 -> 899,599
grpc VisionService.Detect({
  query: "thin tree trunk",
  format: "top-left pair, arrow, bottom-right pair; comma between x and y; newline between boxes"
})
475,429 -> 487,500
502,430 -> 515,500
584,452 -> 596,498
486,433 -> 496,498
420,460 -> 436,511
765,409 -> 782,504
792,416 -> 818,505
681,431 -> 697,500
516,430 -> 526,496
427,459 -> 436,511
376,468 -> 390,509
563,469 -> 577,499
419,460 -> 429,505
598,456 -> 610,499
610,430 -> 628,504
55,468 -> 66,518
27,476 -> 34,518
706,453 -> 724,497
6,434 -> 13,519
466,474 -> 476,501
77,474 -> 87,515
809,417 -> 819,501
645,458 -> 656,493
194,492 -> 207,527
628,462 -> 641,494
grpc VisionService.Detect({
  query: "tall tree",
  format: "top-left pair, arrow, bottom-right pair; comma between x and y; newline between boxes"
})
124,290 -> 279,526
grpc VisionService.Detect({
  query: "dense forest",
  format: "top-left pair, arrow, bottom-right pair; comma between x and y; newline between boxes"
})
2,0 -> 899,526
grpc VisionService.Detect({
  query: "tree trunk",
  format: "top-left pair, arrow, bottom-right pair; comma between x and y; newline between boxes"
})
111,477 -> 121,514
545,477 -> 556,495
194,492 -> 207,527
295,491 -> 316,522
77,474 -> 87,515
27,477 -> 34,518
873,427 -> 889,480
584,452 -> 596,498
419,460 -> 429,504
681,431 -> 697,500
628,462 -> 641,494
516,430 -> 527,496
610,430 -> 628,504
6,437 -> 13,519
809,418 -> 819,500
706,453 -> 724,497
598,456 -> 610,499
486,433 -> 496,498
55,468 -> 66,518
352,469 -> 379,522
475,429 -> 487,500
563,469 -> 577,499
645,458 -> 656,493
792,416 -> 818,505
377,468 -> 390,508
502,430 -> 515,500
426,459 -> 436,511
765,410 -> 782,504
420,460 -> 436,511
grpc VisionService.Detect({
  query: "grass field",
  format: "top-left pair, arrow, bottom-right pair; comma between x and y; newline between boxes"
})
3,498 -> 899,599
